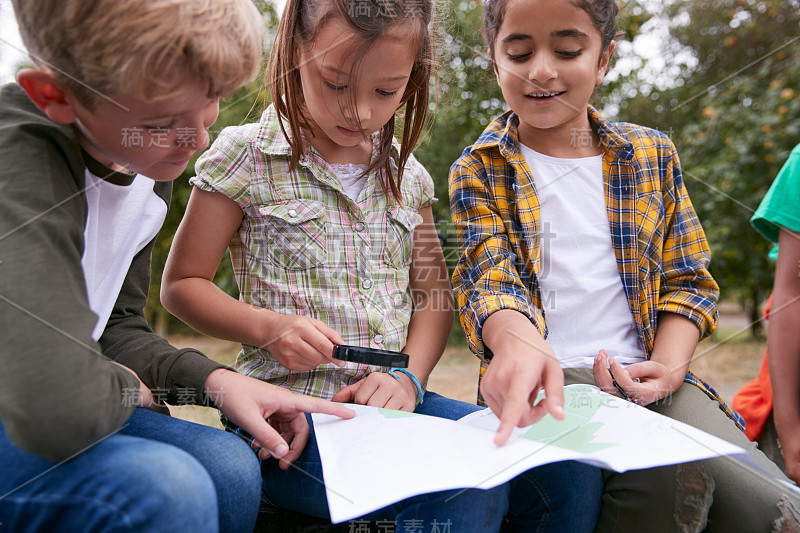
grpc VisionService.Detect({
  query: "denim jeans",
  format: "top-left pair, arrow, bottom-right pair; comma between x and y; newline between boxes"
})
0,408 -> 261,533
246,391 -> 602,533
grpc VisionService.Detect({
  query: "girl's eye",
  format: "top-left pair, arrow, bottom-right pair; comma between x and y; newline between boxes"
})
557,50 -> 582,59
325,81 -> 347,92
377,89 -> 399,97
507,52 -> 531,62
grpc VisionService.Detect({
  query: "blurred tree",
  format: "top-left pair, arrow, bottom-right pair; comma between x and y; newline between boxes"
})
149,0 -> 797,341
614,0 -> 800,335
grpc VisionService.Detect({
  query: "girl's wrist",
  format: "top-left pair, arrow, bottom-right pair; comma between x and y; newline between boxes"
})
388,368 -> 425,406
250,307 -> 279,348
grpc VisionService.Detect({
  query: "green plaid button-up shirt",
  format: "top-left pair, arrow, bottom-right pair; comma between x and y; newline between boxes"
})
191,105 -> 434,399
449,106 -> 744,430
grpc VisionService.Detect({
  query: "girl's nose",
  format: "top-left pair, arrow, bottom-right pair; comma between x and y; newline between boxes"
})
353,100 -> 372,125
528,53 -> 557,84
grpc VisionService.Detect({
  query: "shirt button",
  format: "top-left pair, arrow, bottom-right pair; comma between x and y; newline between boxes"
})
362,279 -> 373,289
355,222 -> 365,232
287,209 -> 298,218
374,334 -> 384,344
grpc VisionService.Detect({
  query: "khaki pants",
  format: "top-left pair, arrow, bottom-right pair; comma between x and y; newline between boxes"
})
563,368 -> 800,533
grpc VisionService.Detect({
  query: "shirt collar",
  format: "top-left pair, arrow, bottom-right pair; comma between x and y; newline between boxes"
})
470,105 -> 635,162
81,148 -> 137,186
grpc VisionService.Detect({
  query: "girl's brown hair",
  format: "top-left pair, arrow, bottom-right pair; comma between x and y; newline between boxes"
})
483,0 -> 618,59
269,0 -> 434,201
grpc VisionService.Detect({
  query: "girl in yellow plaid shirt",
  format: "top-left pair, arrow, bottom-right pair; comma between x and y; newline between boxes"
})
162,0 -> 602,529
449,0 -> 800,531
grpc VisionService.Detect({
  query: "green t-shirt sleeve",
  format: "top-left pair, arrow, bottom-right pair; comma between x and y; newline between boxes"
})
751,144 -> 800,259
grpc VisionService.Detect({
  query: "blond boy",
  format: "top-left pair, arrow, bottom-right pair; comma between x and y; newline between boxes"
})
0,1 -> 352,531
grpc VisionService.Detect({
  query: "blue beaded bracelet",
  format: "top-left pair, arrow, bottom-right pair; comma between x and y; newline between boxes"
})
389,367 -> 424,406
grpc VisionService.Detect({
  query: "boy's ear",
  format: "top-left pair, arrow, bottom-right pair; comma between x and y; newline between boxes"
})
16,68 -> 78,124
596,40 -> 616,85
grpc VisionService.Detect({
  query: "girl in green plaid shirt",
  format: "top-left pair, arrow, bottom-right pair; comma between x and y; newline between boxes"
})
162,0 -> 602,529
449,0 -> 800,530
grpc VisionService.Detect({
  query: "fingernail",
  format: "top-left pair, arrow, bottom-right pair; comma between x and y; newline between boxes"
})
274,444 -> 289,457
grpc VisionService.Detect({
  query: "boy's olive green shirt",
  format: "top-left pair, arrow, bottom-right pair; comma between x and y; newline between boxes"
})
0,83 -> 224,461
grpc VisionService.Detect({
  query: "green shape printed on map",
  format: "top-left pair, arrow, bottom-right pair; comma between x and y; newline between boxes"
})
520,386 -> 616,453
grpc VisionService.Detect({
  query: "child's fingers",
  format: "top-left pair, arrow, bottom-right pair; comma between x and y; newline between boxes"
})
592,350 -> 616,394
624,360 -> 662,381
541,364 -> 565,421
248,424 -> 291,461
310,319 -> 345,364
517,399 -> 550,427
362,374 -> 413,408
353,376 -> 382,405
609,360 -> 669,405
479,384 -> 502,421
384,395 -> 411,411
277,427 -> 309,470
331,382 -> 360,404
274,393 -> 356,421
493,384 -> 530,446
295,327 -> 339,367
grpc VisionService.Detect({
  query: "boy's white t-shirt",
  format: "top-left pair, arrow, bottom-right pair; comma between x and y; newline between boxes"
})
519,144 -> 645,368
81,170 -> 167,341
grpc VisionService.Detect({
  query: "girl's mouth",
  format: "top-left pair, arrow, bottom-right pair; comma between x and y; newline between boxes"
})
526,91 -> 565,102
337,126 -> 364,138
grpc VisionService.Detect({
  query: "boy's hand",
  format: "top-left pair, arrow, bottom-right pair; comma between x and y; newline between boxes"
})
260,313 -> 345,371
332,372 -> 417,412
592,350 -> 676,405
112,362 -> 171,416
205,369 -> 355,469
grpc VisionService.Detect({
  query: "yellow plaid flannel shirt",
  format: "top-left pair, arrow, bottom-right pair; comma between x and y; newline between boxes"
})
449,106 -> 744,430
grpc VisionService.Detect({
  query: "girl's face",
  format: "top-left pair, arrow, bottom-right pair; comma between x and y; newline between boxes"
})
491,0 -> 613,148
296,18 -> 417,164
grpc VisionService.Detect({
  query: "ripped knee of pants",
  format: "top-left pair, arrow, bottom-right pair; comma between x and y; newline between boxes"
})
673,461 -> 714,533
773,496 -> 800,533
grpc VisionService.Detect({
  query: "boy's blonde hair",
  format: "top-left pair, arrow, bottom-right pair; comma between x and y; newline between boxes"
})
12,0 -> 264,108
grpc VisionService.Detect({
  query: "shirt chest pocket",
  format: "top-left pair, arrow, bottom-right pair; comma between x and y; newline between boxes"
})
635,192 -> 664,275
383,205 -> 422,269
257,200 -> 327,270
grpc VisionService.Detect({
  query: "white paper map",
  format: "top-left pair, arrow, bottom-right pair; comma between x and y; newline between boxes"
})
312,384 -> 753,524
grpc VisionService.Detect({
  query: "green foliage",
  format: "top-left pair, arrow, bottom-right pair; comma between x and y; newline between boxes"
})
613,0 -> 800,334
148,0 -> 797,340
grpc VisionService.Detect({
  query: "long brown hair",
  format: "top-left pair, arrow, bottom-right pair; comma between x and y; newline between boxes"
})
268,0 -> 434,201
